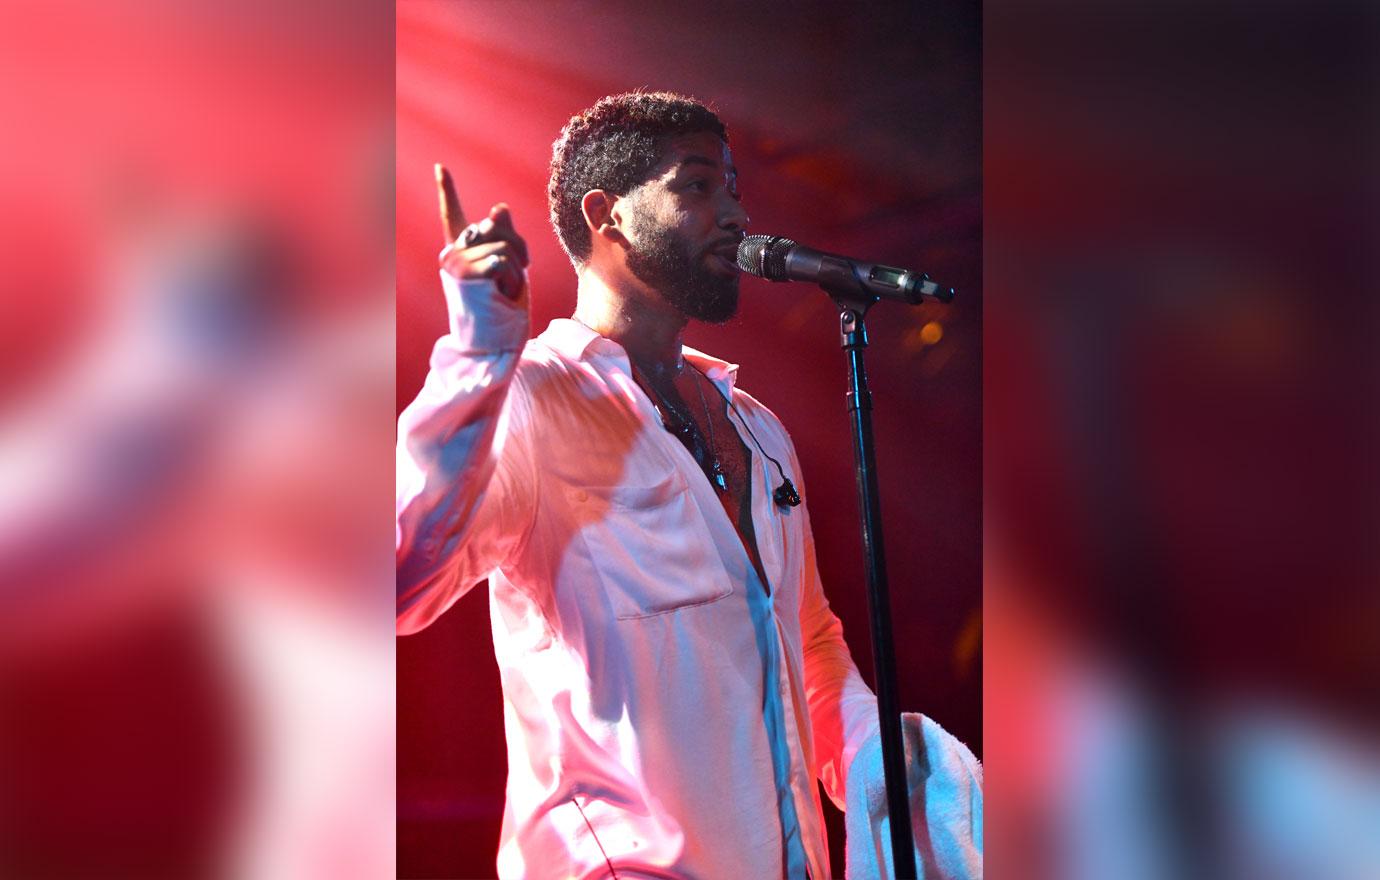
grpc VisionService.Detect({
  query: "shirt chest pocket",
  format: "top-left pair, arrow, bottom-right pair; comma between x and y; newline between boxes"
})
564,469 -> 735,620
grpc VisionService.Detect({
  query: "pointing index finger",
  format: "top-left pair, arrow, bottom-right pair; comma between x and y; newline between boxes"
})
435,163 -> 467,244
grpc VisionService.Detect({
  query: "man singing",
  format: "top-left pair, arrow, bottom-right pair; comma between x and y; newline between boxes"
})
397,92 -> 962,879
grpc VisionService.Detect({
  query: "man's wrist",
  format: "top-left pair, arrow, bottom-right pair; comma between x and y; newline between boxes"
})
440,268 -> 529,352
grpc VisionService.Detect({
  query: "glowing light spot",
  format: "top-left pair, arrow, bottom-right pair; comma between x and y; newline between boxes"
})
919,321 -> 944,345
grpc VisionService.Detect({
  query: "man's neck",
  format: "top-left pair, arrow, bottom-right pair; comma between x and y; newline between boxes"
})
573,267 -> 687,381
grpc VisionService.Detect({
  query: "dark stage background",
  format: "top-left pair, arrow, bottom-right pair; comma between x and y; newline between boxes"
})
395,1 -> 981,875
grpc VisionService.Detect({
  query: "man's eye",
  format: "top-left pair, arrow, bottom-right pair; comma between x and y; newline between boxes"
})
685,180 -> 708,192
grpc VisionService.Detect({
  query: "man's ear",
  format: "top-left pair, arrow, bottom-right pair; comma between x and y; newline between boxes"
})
581,189 -> 629,249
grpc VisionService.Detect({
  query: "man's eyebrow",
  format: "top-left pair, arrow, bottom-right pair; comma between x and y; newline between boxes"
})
673,155 -> 720,172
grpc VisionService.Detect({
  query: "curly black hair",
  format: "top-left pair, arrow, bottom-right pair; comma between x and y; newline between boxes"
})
548,91 -> 728,266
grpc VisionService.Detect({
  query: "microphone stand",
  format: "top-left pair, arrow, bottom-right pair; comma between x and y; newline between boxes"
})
819,268 -> 922,878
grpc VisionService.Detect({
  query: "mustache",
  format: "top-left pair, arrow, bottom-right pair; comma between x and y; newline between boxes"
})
703,234 -> 746,255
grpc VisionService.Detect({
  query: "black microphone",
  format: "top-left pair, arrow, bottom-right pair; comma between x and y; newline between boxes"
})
737,234 -> 955,304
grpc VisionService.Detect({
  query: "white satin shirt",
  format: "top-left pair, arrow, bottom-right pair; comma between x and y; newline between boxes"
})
397,270 -> 881,879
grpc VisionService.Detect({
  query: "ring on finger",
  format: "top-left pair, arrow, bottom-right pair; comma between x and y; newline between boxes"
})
483,253 -> 508,275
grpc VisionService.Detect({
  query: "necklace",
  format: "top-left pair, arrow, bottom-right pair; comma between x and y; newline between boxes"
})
690,368 -> 728,492
630,362 -> 728,494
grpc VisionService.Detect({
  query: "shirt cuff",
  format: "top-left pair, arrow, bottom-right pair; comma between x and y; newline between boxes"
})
440,268 -> 530,352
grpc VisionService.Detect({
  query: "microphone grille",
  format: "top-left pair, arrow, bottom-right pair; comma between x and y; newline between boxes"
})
737,235 -> 795,281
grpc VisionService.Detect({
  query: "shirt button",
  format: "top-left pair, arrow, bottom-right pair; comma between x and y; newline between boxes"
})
573,489 -> 588,503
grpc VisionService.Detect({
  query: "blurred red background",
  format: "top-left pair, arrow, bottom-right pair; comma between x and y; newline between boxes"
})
983,2 -> 1379,877
395,1 -> 982,875
0,3 -> 395,877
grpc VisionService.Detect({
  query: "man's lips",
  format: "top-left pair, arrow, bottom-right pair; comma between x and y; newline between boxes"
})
710,252 -> 740,273
707,240 -> 742,273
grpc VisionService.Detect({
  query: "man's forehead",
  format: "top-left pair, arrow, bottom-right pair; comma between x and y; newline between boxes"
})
654,132 -> 736,176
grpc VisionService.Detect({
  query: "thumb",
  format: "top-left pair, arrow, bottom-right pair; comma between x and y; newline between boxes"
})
488,202 -> 513,231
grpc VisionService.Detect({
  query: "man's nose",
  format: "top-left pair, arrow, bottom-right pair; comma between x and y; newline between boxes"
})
720,194 -> 750,231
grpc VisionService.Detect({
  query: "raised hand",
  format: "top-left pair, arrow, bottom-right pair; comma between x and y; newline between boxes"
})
435,164 -> 529,304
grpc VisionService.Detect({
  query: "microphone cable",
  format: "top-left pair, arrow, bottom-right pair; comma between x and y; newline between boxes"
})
690,364 -> 802,508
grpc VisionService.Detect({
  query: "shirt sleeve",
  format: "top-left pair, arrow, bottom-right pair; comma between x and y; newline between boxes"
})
395,269 -> 536,635
795,467 -> 883,810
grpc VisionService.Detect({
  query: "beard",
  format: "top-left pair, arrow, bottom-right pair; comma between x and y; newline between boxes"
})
625,222 -> 740,324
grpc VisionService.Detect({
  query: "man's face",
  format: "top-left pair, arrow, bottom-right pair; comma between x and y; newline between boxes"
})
622,131 -> 749,324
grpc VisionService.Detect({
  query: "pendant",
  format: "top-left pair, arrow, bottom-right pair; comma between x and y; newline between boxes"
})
711,462 -> 727,492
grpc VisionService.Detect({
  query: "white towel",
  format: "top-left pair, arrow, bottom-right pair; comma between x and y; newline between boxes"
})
844,713 -> 983,880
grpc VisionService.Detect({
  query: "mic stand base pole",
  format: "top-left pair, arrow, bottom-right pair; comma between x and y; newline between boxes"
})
829,289 -> 918,879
